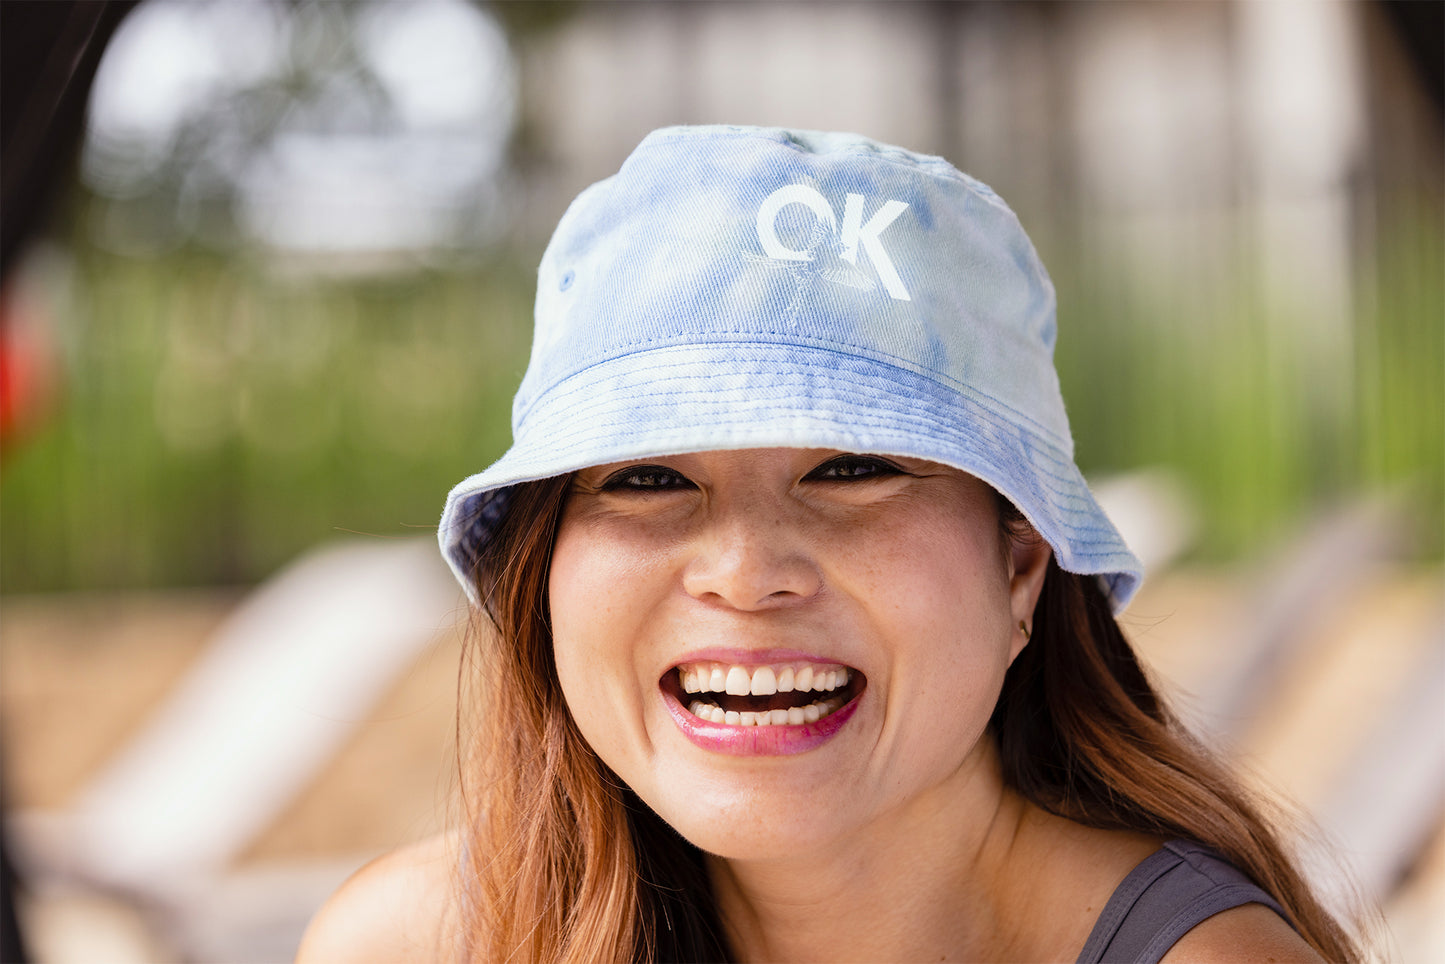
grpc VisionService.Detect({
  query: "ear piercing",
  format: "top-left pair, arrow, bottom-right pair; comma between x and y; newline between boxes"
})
1019,620 -> 1031,640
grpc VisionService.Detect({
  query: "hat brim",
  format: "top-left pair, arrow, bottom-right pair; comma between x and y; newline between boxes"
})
439,341 -> 1142,612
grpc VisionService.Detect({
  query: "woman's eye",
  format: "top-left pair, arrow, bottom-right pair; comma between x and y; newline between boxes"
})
599,465 -> 695,492
805,455 -> 904,482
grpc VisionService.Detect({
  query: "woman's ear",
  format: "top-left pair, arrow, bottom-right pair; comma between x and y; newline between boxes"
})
1007,529 -> 1051,661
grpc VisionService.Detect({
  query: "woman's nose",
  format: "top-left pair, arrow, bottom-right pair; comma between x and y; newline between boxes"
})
680,501 -> 823,610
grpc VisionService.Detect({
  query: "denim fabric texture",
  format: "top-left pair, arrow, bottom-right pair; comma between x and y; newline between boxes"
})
439,125 -> 1143,611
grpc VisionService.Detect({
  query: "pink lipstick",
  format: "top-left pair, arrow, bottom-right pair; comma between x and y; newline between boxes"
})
660,657 -> 864,755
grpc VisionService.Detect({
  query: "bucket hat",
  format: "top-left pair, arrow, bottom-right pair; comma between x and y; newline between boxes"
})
439,125 -> 1142,611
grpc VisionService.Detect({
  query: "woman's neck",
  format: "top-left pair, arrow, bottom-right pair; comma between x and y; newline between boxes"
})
705,742 -> 1047,963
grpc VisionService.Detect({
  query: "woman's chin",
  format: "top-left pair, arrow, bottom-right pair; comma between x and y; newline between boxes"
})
676,820 -> 843,865
641,782 -> 864,864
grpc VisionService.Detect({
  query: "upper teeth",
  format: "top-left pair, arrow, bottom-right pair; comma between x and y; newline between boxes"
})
679,662 -> 851,696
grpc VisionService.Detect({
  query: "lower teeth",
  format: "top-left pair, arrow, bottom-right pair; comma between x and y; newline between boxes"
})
688,697 -> 843,726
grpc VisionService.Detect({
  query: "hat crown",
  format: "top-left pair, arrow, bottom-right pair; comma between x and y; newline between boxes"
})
518,125 -> 1067,451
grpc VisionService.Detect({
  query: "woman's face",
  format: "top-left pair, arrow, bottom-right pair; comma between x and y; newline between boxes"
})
548,448 -> 1049,860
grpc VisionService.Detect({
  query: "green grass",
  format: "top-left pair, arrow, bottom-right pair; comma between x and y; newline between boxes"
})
2,247 -> 536,591
1053,202 -> 1443,561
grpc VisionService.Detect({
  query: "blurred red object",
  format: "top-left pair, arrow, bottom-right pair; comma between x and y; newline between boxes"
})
0,283 -> 56,453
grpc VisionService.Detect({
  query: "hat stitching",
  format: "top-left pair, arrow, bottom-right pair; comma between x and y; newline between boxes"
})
518,338 -> 1069,450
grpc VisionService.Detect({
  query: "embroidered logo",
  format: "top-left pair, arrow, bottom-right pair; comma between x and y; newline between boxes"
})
750,184 -> 912,301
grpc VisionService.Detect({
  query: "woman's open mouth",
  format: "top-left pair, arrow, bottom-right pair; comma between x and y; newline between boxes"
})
662,660 -> 865,728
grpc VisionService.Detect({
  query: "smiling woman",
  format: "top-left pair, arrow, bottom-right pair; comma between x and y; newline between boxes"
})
297,126 -> 1360,963
550,449 -> 1039,865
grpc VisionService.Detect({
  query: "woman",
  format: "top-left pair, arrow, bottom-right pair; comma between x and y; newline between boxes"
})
300,126 -> 1358,962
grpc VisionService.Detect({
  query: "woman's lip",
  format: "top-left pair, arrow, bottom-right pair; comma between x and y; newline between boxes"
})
660,680 -> 864,757
664,647 -> 856,670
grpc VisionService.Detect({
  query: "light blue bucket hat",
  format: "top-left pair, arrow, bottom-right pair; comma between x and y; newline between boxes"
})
439,125 -> 1142,611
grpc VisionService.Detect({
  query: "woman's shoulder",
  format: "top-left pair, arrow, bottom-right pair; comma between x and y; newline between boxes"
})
296,831 -> 462,964
1159,902 -> 1322,963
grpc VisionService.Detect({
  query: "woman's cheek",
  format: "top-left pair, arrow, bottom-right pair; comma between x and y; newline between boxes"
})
549,522 -> 661,764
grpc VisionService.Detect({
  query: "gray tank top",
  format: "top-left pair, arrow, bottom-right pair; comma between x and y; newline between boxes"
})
1074,840 -> 1289,964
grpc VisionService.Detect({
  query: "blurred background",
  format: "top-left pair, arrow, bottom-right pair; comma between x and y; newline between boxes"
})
1,0 -> 1440,960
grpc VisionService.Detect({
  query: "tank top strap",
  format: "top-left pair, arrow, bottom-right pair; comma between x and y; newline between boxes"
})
1075,840 -> 1288,964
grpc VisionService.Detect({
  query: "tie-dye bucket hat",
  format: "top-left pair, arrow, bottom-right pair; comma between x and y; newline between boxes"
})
439,125 -> 1142,611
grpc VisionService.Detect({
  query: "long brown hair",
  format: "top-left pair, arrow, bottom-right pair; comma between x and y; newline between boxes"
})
455,477 -> 1361,962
